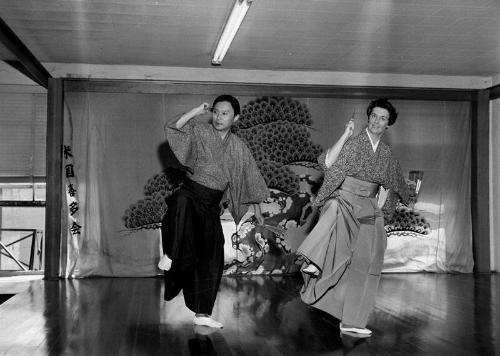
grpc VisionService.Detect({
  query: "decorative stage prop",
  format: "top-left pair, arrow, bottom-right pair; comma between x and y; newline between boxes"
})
231,96 -> 323,194
62,92 -> 473,277
222,172 -> 431,276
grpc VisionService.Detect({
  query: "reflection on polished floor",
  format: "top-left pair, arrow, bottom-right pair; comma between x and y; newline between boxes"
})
0,273 -> 498,355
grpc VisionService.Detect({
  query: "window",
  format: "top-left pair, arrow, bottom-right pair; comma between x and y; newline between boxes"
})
0,91 -> 46,272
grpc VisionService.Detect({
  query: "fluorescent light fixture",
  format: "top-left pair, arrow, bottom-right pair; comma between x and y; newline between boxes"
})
212,0 -> 253,65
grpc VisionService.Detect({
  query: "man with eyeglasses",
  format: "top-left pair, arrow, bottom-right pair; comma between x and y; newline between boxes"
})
158,95 -> 269,328
298,98 -> 410,337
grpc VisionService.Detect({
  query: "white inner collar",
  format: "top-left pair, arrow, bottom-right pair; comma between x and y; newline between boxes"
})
366,128 -> 379,152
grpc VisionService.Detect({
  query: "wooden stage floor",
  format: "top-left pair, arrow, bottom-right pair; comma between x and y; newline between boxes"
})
0,273 -> 498,355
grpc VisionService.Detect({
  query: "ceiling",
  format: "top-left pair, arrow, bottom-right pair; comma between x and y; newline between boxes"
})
0,0 -> 499,80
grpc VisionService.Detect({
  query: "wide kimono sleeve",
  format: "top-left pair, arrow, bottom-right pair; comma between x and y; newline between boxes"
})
228,140 -> 270,225
381,157 -> 410,222
313,138 -> 356,206
163,120 -> 197,171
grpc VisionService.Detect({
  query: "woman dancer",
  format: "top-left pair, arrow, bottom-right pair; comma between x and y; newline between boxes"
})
298,98 -> 410,336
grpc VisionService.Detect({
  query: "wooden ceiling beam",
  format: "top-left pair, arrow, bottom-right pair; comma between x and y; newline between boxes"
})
0,17 -> 51,88
63,78 -> 477,101
490,84 -> 500,100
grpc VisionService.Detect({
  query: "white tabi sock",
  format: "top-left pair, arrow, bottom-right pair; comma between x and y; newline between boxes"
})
193,316 -> 223,328
158,254 -> 172,271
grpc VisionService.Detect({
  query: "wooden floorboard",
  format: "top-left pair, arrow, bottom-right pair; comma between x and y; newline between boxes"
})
0,273 -> 498,355
0,275 -> 44,294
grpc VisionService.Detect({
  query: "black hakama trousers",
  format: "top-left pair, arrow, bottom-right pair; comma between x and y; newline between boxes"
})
161,179 -> 224,315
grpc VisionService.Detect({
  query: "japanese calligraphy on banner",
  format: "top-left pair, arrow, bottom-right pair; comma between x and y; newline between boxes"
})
64,145 -> 82,237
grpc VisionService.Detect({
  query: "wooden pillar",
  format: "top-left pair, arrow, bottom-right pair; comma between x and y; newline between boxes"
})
490,85 -> 500,101
44,78 -> 64,279
471,89 -> 490,273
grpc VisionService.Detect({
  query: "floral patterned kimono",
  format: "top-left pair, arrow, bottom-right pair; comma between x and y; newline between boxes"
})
298,129 -> 409,328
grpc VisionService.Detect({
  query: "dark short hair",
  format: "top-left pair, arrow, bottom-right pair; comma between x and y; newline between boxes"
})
212,95 -> 240,116
366,98 -> 398,126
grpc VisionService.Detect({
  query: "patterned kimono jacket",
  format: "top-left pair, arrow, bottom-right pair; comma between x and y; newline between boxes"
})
314,129 -> 409,222
165,121 -> 269,225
